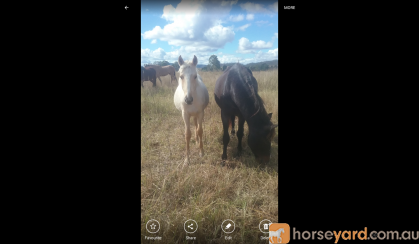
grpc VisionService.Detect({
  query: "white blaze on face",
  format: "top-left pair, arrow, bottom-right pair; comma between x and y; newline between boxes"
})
181,66 -> 196,100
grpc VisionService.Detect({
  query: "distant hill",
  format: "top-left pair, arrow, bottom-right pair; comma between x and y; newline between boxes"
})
221,60 -> 278,68
198,60 -> 278,71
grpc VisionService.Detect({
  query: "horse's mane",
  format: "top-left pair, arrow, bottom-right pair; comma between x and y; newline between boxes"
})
229,63 -> 267,120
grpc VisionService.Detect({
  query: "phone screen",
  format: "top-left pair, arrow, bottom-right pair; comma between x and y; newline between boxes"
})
141,1 -> 279,243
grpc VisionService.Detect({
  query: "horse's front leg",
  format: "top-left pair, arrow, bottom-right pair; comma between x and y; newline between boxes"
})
158,76 -> 162,85
193,116 -> 198,146
197,112 -> 204,157
182,110 -> 191,165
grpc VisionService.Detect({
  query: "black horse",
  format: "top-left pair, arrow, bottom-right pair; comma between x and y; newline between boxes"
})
141,66 -> 157,87
214,63 -> 278,164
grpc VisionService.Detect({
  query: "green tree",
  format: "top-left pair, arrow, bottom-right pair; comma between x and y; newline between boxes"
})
208,55 -> 221,71
251,64 -> 260,71
260,63 -> 269,71
161,60 -> 170,66
172,61 -> 180,71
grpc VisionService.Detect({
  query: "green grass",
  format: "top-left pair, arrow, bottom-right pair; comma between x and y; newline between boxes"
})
141,69 -> 278,243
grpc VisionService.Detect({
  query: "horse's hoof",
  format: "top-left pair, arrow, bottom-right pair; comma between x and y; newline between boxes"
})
199,151 -> 204,157
222,154 -> 227,160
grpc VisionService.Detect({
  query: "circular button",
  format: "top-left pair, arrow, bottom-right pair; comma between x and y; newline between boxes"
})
146,219 -> 160,233
259,219 -> 272,233
221,219 -> 235,234
184,219 -> 198,234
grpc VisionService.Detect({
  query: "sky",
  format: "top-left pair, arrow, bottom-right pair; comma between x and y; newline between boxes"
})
141,0 -> 278,66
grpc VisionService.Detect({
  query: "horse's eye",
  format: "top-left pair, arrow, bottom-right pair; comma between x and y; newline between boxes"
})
180,76 -> 184,79
194,75 -> 197,79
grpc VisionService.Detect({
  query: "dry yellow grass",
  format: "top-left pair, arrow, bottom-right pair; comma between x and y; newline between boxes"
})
141,68 -> 278,243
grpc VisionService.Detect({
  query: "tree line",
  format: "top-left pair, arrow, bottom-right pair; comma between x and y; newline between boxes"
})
143,55 -> 277,72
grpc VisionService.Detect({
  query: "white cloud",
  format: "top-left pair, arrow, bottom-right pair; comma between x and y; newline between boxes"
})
240,2 -> 272,14
237,24 -> 251,31
151,39 -> 157,44
237,37 -> 273,53
254,48 -> 278,61
274,33 -> 278,39
221,0 -> 238,6
255,20 -> 269,26
229,14 -> 244,22
269,2 -> 278,13
141,47 -> 215,66
218,54 -> 242,64
141,48 -> 167,64
246,14 -> 254,20
142,0 -> 236,51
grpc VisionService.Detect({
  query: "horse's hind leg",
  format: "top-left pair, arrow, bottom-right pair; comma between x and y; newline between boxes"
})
230,115 -> 235,136
221,110 -> 230,160
158,76 -> 162,85
237,113 -> 245,156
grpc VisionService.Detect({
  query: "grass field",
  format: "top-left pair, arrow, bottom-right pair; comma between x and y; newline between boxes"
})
141,68 -> 278,243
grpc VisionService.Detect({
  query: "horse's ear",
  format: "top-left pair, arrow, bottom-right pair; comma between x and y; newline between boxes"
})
178,55 -> 184,66
268,113 -> 273,119
193,55 -> 198,66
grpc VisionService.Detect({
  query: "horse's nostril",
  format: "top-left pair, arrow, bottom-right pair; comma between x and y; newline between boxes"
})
184,96 -> 193,104
184,96 -> 193,105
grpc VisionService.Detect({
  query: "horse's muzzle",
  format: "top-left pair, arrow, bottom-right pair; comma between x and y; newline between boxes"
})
185,96 -> 193,105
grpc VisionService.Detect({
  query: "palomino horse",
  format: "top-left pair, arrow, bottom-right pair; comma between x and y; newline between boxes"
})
174,55 -> 209,165
214,63 -> 278,164
144,65 -> 176,85
141,66 -> 157,87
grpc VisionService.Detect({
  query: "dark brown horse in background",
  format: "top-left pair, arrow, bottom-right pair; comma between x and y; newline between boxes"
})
141,66 -> 157,87
214,63 -> 277,164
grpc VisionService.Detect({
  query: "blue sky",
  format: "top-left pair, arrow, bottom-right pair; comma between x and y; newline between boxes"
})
141,0 -> 278,66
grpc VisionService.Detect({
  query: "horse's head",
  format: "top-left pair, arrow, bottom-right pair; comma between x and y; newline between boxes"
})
248,113 -> 278,164
178,55 -> 198,105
